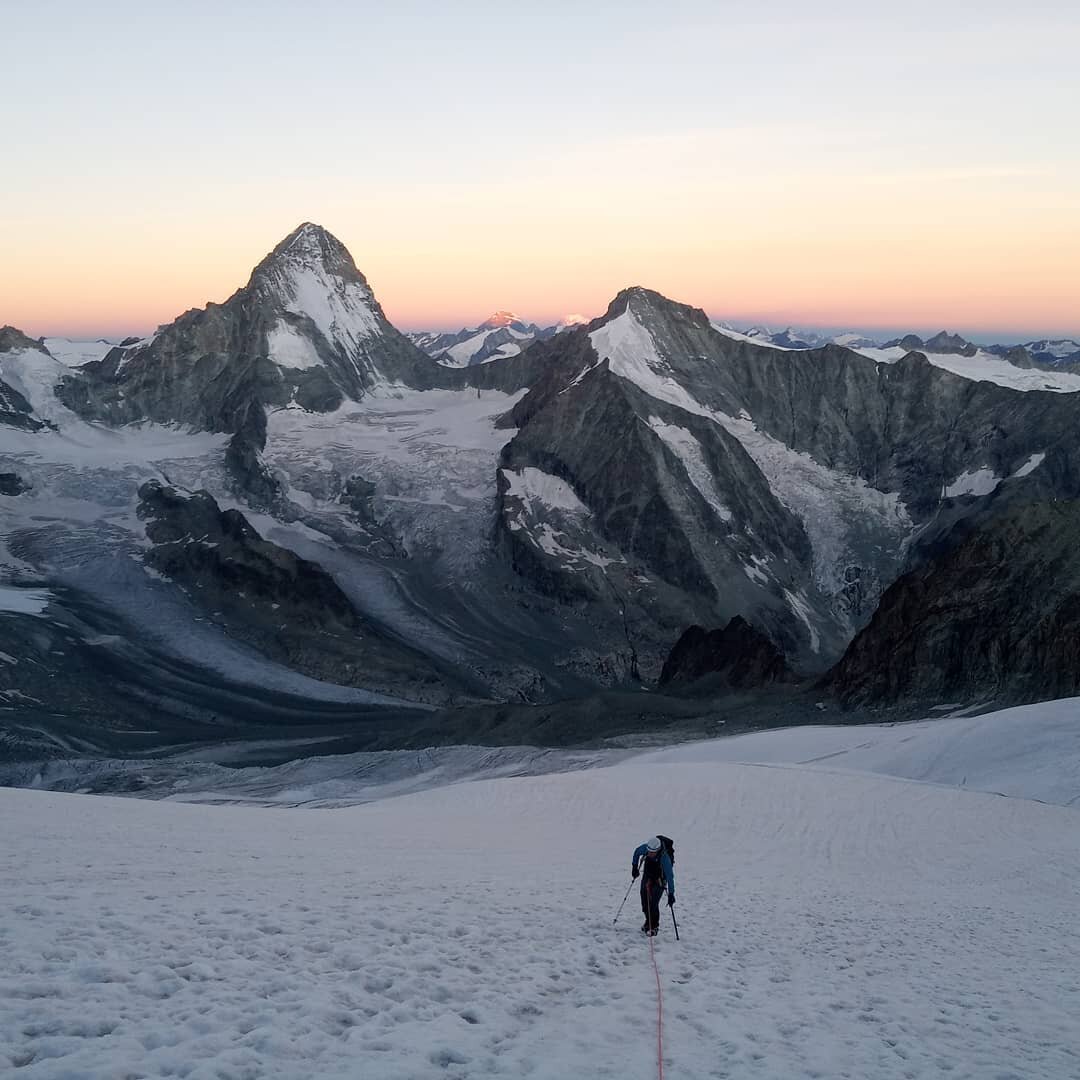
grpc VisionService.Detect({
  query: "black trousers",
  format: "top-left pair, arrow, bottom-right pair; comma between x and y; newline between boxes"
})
640,877 -> 664,929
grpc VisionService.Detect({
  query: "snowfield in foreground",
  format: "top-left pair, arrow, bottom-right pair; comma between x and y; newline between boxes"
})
4,704 -> 1080,1079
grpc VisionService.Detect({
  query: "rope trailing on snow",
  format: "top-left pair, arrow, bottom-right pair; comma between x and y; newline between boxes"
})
647,881 -> 665,1080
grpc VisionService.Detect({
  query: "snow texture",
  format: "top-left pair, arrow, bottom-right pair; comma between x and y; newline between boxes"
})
264,388 -> 522,577
590,309 -> 711,418
441,327 -> 530,368
0,346 -> 78,426
944,467 -> 1001,498
0,585 -> 52,616
266,320 -> 324,370
591,310 -> 913,613
3,700 -> 1080,1078
501,467 -> 590,516
855,345 -> 1080,393
501,467 -> 616,570
41,339 -> 117,368
708,321 -> 794,350
647,418 -> 733,522
1012,452 -> 1046,478
716,413 -> 912,600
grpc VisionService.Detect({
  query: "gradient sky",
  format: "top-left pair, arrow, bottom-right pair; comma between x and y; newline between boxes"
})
4,0 -> 1078,341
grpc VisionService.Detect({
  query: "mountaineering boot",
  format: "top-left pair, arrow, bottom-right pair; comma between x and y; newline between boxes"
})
646,928 -> 658,937
641,920 -> 650,932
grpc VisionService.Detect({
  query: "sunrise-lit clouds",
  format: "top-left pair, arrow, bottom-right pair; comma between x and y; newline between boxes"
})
4,1 -> 1078,339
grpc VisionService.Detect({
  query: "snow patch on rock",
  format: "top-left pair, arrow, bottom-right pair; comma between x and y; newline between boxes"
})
647,418 -> 733,522
266,320 -> 324,371
1012,452 -> 1046,478
944,467 -> 1001,498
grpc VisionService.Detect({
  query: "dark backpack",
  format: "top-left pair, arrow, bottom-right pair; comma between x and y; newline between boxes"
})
644,834 -> 676,878
656,834 -> 675,866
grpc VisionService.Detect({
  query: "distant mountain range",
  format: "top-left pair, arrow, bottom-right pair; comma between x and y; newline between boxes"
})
411,313 -> 1080,371
4,222 -> 1080,762
408,312 -> 588,367
709,324 -> 1080,368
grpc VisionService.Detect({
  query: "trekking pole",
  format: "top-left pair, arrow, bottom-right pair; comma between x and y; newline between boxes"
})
670,903 -> 680,941
613,878 -> 635,924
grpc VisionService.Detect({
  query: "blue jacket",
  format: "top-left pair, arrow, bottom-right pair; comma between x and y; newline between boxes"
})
632,843 -> 674,898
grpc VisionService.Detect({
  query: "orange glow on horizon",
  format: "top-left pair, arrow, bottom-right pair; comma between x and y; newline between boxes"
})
5,181 -> 1079,342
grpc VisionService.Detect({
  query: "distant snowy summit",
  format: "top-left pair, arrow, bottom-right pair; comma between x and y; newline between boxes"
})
409,311 -> 589,368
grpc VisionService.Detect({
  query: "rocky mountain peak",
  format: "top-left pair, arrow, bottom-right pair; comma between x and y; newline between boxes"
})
0,326 -> 47,355
258,222 -> 359,279
480,310 -> 521,329
246,222 -> 388,355
924,330 -> 975,355
659,617 -> 793,689
603,286 -> 710,333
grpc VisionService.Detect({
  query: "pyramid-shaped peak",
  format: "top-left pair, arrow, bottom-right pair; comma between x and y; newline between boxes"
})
256,222 -> 363,281
603,286 -> 711,332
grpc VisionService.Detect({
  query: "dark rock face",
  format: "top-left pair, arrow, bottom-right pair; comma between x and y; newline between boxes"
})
924,331 -> 976,356
0,379 -> 43,432
136,481 -> 471,705
0,328 -> 50,431
659,617 -> 792,689
491,286 -> 1080,675
0,472 -> 28,495
56,224 -> 445,437
826,499 -> 1080,707
0,327 -> 44,354
53,227 -> 543,514
884,331 -> 975,356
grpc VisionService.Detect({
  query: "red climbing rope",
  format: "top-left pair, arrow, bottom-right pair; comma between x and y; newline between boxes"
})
646,882 -> 665,1080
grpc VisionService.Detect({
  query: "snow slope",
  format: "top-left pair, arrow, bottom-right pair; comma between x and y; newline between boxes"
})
41,339 -> 118,367
3,704 -> 1080,1078
855,345 -> 1080,393
638,698 -> 1080,807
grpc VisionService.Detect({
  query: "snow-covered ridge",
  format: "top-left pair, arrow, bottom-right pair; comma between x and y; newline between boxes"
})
709,321 -> 795,349
42,338 -> 118,367
441,326 -> 530,368
637,697 -> 1080,808
500,466 -> 616,570
1024,338 -> 1080,359
590,308 -> 912,613
855,344 -> 1080,393
590,308 -> 711,418
255,228 -> 384,360
0,345 -> 82,425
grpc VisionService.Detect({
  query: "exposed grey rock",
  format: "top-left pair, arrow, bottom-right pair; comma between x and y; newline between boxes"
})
56,224 -> 444,437
826,498 -> 1080,708
0,378 -> 43,432
54,226 -> 543,486
136,480 -> 475,705
0,328 -> 50,431
924,330 -> 976,356
493,286 -> 1080,679
659,617 -> 792,689
0,472 -> 28,495
0,326 -> 45,354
